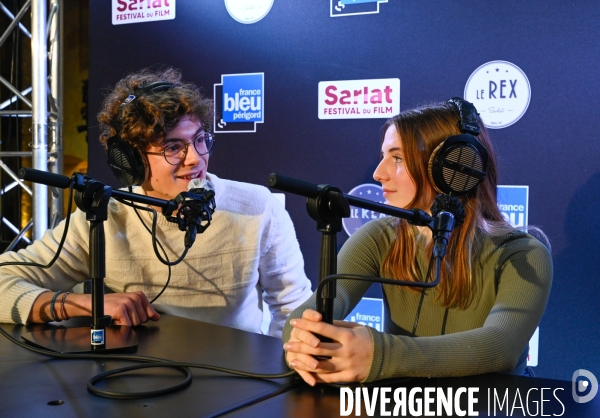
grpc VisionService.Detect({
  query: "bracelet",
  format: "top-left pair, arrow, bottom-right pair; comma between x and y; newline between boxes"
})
60,291 -> 71,321
49,290 -> 63,322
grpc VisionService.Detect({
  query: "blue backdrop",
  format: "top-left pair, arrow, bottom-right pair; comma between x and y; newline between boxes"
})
87,0 -> 600,381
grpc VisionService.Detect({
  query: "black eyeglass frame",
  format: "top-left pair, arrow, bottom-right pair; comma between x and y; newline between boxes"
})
145,132 -> 215,166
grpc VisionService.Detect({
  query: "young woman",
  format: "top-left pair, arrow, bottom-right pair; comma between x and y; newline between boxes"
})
0,68 -> 312,338
282,99 -> 552,385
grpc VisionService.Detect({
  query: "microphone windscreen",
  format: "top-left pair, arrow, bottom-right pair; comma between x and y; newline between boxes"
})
430,194 -> 466,226
188,178 -> 206,191
188,178 -> 214,193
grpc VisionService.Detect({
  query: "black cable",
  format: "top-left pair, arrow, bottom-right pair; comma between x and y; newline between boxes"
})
0,181 -> 75,269
87,362 -> 296,399
111,196 -> 189,266
133,208 -> 171,304
441,307 -> 449,336
411,257 -> 435,337
123,187 -> 172,304
88,364 -> 193,399
0,324 -> 297,400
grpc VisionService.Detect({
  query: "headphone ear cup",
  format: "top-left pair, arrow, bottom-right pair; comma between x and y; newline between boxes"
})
428,141 -> 446,194
107,135 -> 147,187
428,134 -> 488,196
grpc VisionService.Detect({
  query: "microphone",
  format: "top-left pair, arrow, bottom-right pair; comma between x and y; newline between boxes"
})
429,194 -> 465,259
168,178 -> 216,248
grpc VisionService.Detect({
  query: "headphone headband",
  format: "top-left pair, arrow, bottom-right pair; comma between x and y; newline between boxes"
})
447,97 -> 481,136
118,81 -> 178,112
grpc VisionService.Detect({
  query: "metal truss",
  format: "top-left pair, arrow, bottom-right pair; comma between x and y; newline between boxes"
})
0,0 -> 63,251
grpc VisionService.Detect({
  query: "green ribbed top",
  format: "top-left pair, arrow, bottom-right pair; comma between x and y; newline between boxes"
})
283,217 -> 552,382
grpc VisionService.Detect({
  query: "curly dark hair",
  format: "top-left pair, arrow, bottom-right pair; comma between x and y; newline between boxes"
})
97,67 -> 214,152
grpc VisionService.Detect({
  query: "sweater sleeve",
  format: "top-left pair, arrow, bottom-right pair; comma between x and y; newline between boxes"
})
258,193 -> 313,338
364,232 -> 553,382
0,209 -> 91,324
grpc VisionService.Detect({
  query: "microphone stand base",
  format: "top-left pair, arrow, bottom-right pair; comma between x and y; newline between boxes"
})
21,324 -> 138,354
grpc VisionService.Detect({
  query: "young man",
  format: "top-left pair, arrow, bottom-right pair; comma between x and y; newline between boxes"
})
0,68 -> 312,338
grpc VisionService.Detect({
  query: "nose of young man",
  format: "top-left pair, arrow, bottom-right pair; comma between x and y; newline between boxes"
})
176,145 -> 207,183
182,143 -> 208,167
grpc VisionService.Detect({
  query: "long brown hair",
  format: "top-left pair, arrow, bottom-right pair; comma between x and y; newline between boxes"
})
380,101 -> 510,309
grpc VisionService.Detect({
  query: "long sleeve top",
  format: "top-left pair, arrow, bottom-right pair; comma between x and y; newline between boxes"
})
283,217 -> 552,381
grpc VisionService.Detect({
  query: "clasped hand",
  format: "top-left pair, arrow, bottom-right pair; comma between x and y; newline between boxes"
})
284,309 -> 374,386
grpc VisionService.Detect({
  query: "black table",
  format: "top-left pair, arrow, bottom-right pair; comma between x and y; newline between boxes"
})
2,316 -> 599,417
0,315 -> 295,417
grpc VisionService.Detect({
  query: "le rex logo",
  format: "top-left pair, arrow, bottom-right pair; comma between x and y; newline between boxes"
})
318,78 -> 399,120
464,60 -> 531,129
214,73 -> 264,133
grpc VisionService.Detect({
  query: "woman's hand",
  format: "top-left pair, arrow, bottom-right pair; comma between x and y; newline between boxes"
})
284,309 -> 374,386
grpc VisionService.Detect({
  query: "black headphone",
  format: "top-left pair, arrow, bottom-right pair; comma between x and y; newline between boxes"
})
427,97 -> 488,196
106,81 -> 216,187
106,81 -> 176,187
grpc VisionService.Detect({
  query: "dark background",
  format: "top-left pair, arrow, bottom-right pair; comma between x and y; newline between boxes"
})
86,0 -> 600,381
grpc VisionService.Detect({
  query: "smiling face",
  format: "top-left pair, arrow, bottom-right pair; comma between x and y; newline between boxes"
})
142,115 -> 209,201
373,125 -> 417,209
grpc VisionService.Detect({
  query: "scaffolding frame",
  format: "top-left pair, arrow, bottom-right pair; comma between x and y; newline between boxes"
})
0,0 -> 63,250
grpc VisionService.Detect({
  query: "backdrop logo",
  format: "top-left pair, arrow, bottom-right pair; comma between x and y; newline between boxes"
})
342,184 -> 385,236
464,60 -> 531,129
497,185 -> 528,228
527,328 -> 539,367
112,0 -> 175,25
345,298 -> 384,332
572,369 -> 598,403
214,73 -> 264,133
318,79 -> 400,120
224,0 -> 274,24
331,0 -> 388,17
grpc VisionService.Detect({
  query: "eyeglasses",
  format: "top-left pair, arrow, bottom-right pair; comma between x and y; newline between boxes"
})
146,132 -> 215,165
